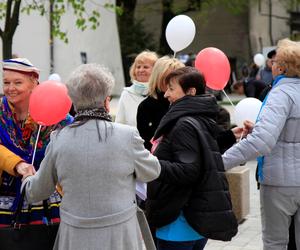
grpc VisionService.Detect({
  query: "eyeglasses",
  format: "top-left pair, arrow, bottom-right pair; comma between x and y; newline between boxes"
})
271,60 -> 277,65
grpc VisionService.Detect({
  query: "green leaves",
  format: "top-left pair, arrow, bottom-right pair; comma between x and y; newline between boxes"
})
104,3 -> 123,15
0,2 -> 6,20
50,0 -> 101,38
5,0 -> 115,43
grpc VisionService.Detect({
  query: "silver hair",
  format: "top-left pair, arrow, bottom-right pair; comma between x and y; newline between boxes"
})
66,64 -> 115,111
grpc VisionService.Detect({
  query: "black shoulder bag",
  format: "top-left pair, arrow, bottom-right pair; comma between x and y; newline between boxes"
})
0,183 -> 59,250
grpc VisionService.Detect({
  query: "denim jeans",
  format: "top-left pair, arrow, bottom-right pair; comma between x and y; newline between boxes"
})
156,238 -> 208,250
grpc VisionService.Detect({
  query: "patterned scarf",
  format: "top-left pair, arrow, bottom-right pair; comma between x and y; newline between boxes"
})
74,107 -> 112,122
0,96 -> 73,212
0,96 -> 73,166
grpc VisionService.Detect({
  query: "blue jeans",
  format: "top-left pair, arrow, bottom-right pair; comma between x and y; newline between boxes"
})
156,238 -> 208,250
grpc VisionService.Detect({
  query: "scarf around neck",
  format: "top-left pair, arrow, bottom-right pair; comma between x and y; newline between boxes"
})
0,96 -> 73,210
75,107 -> 112,122
0,96 -> 73,164
131,80 -> 149,96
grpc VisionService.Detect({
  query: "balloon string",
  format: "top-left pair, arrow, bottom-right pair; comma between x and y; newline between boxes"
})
173,51 -> 176,58
222,90 -> 244,140
31,124 -> 42,169
222,90 -> 235,108
239,131 -> 244,142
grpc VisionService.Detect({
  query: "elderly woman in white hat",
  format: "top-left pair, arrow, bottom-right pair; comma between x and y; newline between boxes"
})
0,58 -> 73,227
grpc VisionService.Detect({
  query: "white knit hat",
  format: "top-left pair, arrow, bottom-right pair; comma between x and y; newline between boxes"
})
2,58 -> 40,78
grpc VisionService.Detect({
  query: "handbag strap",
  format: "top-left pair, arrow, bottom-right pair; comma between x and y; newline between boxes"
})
136,207 -> 156,250
12,182 -> 27,225
183,117 -> 215,170
12,182 -> 51,226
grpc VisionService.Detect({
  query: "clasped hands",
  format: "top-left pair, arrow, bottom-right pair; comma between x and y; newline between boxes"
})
15,162 -> 36,180
12,121 -> 255,179
231,120 -> 254,141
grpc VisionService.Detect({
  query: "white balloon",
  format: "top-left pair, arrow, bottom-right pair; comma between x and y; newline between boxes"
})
234,98 -> 262,127
165,15 -> 196,53
253,53 -> 265,67
48,73 -> 62,82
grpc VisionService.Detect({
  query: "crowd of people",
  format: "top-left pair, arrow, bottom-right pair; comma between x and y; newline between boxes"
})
232,49 -> 276,100
0,37 -> 299,250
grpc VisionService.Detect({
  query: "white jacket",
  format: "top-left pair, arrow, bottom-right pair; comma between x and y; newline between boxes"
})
115,85 -> 146,127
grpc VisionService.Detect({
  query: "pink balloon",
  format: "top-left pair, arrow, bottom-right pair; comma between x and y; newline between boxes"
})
29,80 -> 72,126
195,47 -> 231,90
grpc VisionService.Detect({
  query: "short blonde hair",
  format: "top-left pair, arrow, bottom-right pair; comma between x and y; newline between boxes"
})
129,50 -> 158,81
148,56 -> 185,98
276,38 -> 300,77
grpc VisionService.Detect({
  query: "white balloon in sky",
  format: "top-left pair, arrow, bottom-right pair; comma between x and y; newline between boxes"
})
165,15 -> 196,53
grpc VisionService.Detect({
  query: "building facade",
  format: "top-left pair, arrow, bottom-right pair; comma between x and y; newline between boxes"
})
136,0 -> 298,77
0,0 -> 124,95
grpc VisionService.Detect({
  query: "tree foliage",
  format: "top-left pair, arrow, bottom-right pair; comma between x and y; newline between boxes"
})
0,0 -> 118,59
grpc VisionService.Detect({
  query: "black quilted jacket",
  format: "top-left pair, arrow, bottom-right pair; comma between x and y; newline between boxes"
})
145,94 -> 238,241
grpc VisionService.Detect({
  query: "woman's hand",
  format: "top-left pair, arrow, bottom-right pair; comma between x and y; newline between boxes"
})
243,120 -> 254,137
231,126 -> 244,140
15,162 -> 36,179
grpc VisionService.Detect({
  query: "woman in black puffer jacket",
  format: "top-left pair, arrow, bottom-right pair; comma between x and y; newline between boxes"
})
145,67 -> 238,250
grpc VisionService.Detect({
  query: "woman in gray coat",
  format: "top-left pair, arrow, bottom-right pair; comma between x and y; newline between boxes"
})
21,64 -> 161,250
223,38 -> 300,249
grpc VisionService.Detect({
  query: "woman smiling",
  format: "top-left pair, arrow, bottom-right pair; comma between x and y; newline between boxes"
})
0,58 -> 73,227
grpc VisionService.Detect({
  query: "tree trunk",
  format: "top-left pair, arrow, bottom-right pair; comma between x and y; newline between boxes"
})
2,35 -> 13,59
1,0 -> 22,59
159,0 -> 175,55
117,0 -> 136,27
268,0 -> 274,45
49,1 -> 54,73
116,0 -> 137,85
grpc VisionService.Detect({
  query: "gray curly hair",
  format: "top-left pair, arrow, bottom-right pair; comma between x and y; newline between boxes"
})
66,64 -> 115,111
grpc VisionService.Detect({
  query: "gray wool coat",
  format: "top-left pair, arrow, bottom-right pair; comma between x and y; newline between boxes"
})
22,120 -> 161,250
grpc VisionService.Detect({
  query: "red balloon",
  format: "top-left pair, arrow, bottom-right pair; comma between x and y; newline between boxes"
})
195,47 -> 231,90
29,80 -> 72,126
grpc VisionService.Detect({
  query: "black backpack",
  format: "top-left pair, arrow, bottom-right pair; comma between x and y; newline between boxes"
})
183,116 -> 238,241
